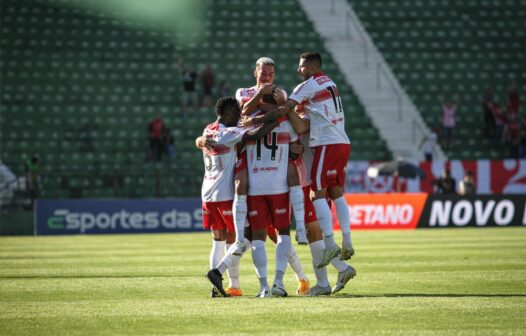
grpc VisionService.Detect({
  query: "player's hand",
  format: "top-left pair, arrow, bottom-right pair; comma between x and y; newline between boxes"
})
204,139 -> 218,151
273,88 -> 286,106
240,116 -> 255,127
258,83 -> 274,96
289,142 -> 304,156
195,136 -> 206,149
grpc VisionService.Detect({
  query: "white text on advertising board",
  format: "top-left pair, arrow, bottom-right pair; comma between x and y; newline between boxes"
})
48,209 -> 203,233
349,204 -> 414,225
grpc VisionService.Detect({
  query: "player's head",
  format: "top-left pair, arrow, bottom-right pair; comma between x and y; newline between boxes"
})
298,52 -> 322,80
215,96 -> 241,126
254,57 -> 275,86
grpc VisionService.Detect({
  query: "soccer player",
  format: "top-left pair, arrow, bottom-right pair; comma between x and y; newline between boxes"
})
293,106 -> 356,295
235,57 -> 309,295
236,57 -> 308,246
245,111 -> 300,298
243,52 -> 356,272
200,96 -> 277,297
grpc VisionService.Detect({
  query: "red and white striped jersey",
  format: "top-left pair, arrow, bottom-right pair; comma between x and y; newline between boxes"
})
201,122 -> 246,202
245,120 -> 298,196
289,73 -> 350,147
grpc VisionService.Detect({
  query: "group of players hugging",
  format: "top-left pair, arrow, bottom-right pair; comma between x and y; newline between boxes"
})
196,52 -> 356,298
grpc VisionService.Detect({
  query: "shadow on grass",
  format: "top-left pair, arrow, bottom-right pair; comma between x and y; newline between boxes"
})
334,293 -> 526,298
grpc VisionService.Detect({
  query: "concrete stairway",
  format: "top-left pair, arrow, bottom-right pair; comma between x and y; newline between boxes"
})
297,0 -> 447,161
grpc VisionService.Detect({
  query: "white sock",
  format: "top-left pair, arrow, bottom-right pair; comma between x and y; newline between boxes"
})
309,240 -> 330,287
275,235 -> 291,273
289,186 -> 305,231
225,243 -> 239,288
233,195 -> 247,242
251,240 -> 267,282
313,198 -> 336,248
227,256 -> 240,289
330,256 -> 349,273
274,235 -> 291,287
210,240 -> 225,269
244,238 -> 252,250
334,196 -> 352,247
288,243 -> 307,281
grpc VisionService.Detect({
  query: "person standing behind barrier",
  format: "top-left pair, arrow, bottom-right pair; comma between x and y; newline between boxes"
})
433,168 -> 457,194
482,88 -> 495,139
458,170 -> 476,195
25,155 -> 41,207
200,64 -> 215,108
419,129 -> 437,162
148,113 -> 165,162
507,81 -> 520,117
440,95 -> 459,149
182,66 -> 198,112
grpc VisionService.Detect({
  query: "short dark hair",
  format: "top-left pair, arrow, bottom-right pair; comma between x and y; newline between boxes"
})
300,52 -> 322,68
215,96 -> 238,116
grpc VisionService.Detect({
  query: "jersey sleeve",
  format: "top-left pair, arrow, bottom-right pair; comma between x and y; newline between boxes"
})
215,126 -> 247,147
289,80 -> 314,104
235,88 -> 245,105
235,88 -> 252,108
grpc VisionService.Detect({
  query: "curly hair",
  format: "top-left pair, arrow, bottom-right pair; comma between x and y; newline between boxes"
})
215,96 -> 239,116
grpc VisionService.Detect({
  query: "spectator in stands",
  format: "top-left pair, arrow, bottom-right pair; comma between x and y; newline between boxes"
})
507,81 -> 520,117
458,171 -> 476,195
25,155 -> 41,207
440,95 -> 459,149
148,113 -> 165,162
200,64 -> 215,108
482,88 -> 496,139
433,168 -> 456,194
163,127 -> 175,161
490,101 -> 506,145
182,66 -> 198,112
419,129 -> 438,161
503,113 -> 522,159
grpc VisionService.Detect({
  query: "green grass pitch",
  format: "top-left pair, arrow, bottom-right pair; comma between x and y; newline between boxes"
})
0,228 -> 525,335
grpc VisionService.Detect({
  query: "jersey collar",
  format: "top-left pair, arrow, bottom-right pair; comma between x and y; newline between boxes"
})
312,72 -> 326,79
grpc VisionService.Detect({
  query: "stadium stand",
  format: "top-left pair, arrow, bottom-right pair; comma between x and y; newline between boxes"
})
348,0 -> 526,159
0,0 -> 390,202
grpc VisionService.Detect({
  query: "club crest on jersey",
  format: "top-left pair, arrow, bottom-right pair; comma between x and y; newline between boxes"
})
275,208 -> 287,215
252,167 -> 259,173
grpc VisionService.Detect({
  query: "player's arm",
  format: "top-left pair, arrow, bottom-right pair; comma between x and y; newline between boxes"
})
241,99 -> 297,127
195,136 -> 217,151
240,120 -> 279,146
286,108 -> 310,135
241,83 -> 274,116
289,141 -> 303,161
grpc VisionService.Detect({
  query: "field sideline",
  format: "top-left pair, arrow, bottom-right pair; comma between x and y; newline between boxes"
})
0,228 -> 525,335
